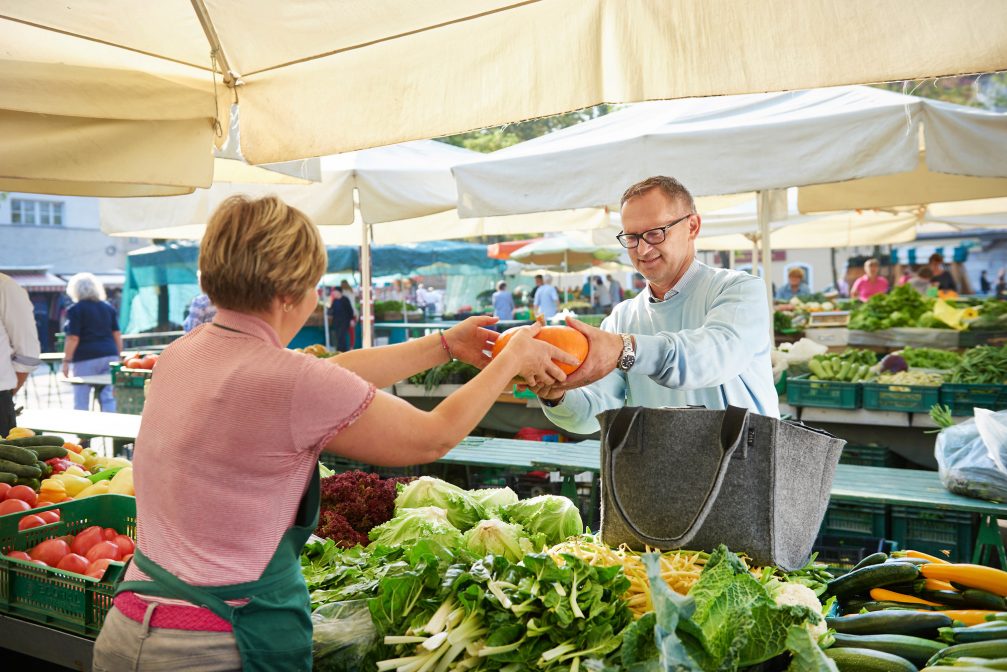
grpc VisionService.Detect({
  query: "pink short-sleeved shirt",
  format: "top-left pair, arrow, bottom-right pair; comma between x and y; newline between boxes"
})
123,309 -> 374,588
851,275 -> 889,302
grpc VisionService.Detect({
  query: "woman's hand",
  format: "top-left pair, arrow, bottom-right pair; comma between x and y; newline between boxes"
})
499,323 -> 579,388
443,316 -> 500,368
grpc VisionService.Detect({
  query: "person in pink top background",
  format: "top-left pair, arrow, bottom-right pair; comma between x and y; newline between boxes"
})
93,195 -> 576,672
850,258 -> 890,302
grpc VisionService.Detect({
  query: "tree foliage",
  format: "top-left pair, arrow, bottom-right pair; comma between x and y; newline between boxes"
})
438,104 -> 616,153
873,74 -> 1007,111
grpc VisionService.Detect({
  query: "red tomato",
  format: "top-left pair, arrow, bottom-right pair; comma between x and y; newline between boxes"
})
102,528 -> 118,542
18,514 -> 46,531
113,535 -> 135,558
139,355 -> 158,370
6,485 -> 37,507
70,526 -> 104,556
37,510 -> 60,524
124,357 -> 144,369
56,553 -> 89,575
30,538 -> 70,566
85,558 -> 114,580
85,541 -> 120,563
0,499 -> 31,516
0,483 -> 10,499
6,551 -> 30,561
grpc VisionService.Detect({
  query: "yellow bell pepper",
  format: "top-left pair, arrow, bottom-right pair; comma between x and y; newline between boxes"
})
37,478 -> 67,504
108,467 -> 134,496
75,480 -> 111,499
65,450 -> 85,466
6,427 -> 35,439
54,473 -> 93,497
64,465 -> 88,478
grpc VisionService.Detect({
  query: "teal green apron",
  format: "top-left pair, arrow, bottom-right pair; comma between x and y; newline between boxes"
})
116,468 -> 319,671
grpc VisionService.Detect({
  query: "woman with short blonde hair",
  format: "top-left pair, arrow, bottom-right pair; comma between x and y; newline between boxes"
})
62,272 -> 121,411
94,194 -> 574,671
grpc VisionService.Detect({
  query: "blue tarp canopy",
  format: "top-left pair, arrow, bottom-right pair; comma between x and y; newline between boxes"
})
121,240 -> 503,333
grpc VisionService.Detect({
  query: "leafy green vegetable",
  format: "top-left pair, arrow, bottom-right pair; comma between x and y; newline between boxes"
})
469,486 -> 519,516
848,285 -> 946,331
503,494 -> 584,546
901,347 -> 962,370
394,476 -> 486,531
784,626 -> 838,672
950,345 -> 1007,384
406,359 -> 480,389
462,518 -> 535,562
367,506 -> 465,549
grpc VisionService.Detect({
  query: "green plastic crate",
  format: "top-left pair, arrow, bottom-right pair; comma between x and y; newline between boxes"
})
0,495 -> 134,637
819,501 -> 887,539
890,506 -> 975,563
862,382 -> 941,414
939,383 -> 1007,416
786,374 -> 862,409
839,443 -> 893,468
813,535 -> 898,573
113,386 -> 145,415
774,370 -> 787,397
110,364 -> 151,388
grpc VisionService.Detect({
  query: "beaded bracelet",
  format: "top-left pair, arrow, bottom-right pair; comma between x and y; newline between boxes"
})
439,330 -> 454,361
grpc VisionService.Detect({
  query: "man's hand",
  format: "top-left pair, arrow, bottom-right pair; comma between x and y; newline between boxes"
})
529,317 -> 623,395
61,362 -> 70,378
443,316 -> 500,369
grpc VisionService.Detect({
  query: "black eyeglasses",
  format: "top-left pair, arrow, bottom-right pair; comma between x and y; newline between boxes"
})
615,213 -> 693,249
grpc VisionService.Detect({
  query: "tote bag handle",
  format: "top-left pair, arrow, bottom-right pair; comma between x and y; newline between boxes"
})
603,405 -> 749,548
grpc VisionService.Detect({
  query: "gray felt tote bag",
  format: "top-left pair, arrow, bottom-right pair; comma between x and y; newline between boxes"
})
598,405 -> 845,570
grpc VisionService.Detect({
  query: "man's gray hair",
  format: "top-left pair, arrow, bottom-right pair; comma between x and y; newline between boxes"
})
544,275 -> 553,284
621,176 -> 697,213
66,272 -> 106,302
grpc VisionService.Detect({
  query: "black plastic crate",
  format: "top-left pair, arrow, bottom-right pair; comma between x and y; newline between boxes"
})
890,506 -> 975,563
819,501 -> 887,539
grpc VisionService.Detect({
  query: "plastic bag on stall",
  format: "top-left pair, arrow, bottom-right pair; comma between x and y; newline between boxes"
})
311,599 -> 378,672
935,409 -> 1007,502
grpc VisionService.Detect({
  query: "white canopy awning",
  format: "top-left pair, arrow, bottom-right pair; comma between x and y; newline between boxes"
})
3,1 -> 1006,191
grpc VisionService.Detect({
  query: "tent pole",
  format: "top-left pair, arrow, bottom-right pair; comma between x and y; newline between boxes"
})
564,250 -> 570,304
323,288 -> 331,350
361,221 -> 374,348
751,234 -> 760,278
757,190 -> 775,338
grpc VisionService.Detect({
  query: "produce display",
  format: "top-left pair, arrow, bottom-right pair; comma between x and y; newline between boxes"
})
848,285 -> 949,331
948,346 -> 1007,385
6,521 -> 135,580
121,352 -> 158,370
407,360 -> 480,390
822,550 -> 1007,670
298,344 -> 337,359
807,349 -> 878,382
900,348 -> 963,371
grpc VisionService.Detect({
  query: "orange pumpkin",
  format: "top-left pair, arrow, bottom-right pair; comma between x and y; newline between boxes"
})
491,325 -> 589,374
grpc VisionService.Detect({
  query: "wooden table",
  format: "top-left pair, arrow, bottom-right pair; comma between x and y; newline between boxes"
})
16,408 -> 141,446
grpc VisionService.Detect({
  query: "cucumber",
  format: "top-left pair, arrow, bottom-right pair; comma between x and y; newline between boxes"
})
0,472 -> 16,485
854,552 -> 890,570
0,459 -> 41,479
33,445 -> 68,460
3,435 -> 64,447
0,444 -> 40,466
829,562 -> 921,599
828,610 -> 954,638
940,624 -> 1007,643
926,639 -> 1007,666
35,461 -> 52,478
824,647 -> 918,671
831,633 -> 944,667
14,478 -> 39,490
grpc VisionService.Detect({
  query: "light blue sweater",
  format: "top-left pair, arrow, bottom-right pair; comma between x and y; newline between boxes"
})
543,260 -> 780,435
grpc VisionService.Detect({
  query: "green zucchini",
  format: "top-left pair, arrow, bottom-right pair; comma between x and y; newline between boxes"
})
828,562 -> 921,599
926,639 -> 1007,666
831,633 -> 944,667
824,647 -> 918,671
33,445 -> 68,460
924,658 -> 1007,670
856,601 -> 940,612
948,584 -> 1007,610
828,610 -> 954,638
940,624 -> 1007,643
854,552 -> 890,570
920,590 -> 970,609
3,435 -> 64,447
0,444 -> 40,466
0,459 -> 41,479
0,472 -> 16,485
888,557 -> 930,567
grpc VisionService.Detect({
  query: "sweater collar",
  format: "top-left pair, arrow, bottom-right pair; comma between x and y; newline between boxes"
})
647,258 -> 702,303
212,309 -> 282,348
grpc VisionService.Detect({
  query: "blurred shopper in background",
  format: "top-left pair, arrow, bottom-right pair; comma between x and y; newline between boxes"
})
62,273 -> 122,412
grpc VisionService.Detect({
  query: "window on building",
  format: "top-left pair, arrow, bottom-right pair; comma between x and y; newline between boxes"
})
10,199 -> 65,227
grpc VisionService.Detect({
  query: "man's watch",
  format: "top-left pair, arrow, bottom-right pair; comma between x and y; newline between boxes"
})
617,333 -> 636,371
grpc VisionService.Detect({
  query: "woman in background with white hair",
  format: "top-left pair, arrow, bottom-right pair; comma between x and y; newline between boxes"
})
62,273 -> 122,411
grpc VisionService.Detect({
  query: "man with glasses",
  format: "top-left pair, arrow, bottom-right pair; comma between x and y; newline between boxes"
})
531,176 -> 779,435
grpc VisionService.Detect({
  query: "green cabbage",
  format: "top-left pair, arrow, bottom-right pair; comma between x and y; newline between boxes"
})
469,487 -> 519,515
394,477 -> 485,531
502,495 -> 583,545
367,506 -> 463,550
462,519 -> 533,562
